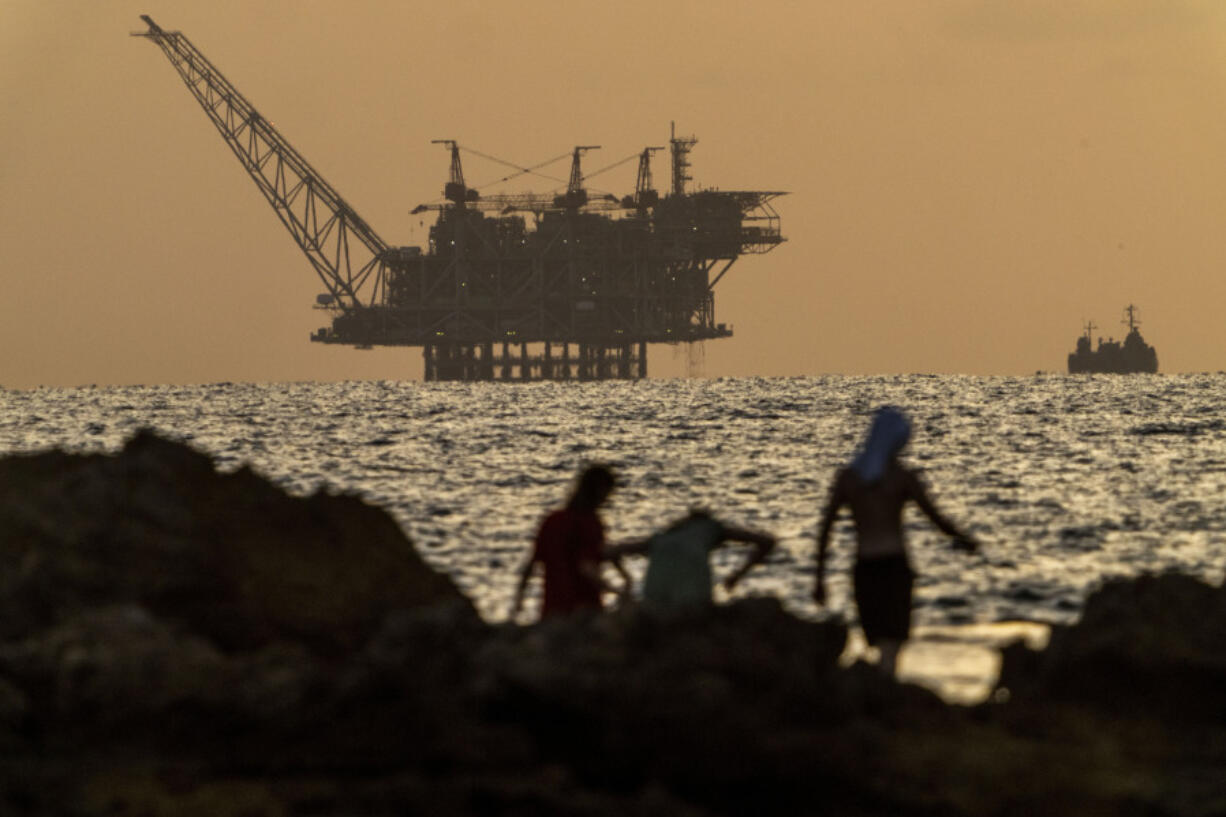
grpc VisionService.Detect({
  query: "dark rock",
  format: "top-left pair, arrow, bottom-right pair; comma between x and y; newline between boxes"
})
1,432 -> 1225,814
996,572 -> 1226,720
0,430 -> 470,654
0,604 -> 229,729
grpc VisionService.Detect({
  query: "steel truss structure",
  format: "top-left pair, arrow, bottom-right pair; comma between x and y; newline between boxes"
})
136,16 -> 785,381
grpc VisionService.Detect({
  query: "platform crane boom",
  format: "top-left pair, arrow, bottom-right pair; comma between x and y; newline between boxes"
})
132,17 -> 787,381
133,15 -> 394,309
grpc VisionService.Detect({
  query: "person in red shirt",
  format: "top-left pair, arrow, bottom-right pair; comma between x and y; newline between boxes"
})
509,465 -> 626,620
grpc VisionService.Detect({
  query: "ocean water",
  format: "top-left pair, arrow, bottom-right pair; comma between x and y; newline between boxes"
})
2,375 -> 1223,702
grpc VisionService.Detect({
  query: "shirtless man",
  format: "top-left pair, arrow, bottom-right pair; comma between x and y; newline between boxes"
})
814,406 -> 978,675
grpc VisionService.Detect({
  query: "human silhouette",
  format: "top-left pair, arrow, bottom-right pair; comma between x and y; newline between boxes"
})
815,406 -> 978,675
609,509 -> 776,615
510,465 -> 627,620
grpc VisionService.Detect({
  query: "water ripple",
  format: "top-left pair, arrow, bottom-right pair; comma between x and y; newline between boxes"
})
2,375 -> 1223,633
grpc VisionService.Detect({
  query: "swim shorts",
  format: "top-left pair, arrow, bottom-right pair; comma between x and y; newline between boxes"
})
853,555 -> 914,645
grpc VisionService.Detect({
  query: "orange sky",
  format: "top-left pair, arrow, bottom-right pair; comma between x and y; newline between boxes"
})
4,1 -> 1226,387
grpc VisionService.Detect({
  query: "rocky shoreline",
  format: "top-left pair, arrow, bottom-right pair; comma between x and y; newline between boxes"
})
0,432 -> 1222,815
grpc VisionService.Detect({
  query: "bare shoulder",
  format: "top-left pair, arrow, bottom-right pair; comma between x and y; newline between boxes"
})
829,467 -> 855,497
898,465 -> 931,495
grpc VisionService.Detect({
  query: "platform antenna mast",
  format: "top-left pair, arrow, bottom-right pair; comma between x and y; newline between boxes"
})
669,121 -> 698,195
132,15 -> 396,310
1123,304 -> 1141,332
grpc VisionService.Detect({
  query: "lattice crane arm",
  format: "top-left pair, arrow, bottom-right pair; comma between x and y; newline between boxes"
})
133,15 -> 394,309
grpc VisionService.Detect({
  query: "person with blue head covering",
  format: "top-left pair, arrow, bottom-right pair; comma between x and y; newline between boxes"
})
815,406 -> 979,676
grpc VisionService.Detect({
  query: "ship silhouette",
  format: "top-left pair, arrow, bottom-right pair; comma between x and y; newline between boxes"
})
1067,305 -> 1158,374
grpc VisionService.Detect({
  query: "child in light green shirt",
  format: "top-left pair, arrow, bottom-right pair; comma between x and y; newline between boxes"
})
609,510 -> 775,614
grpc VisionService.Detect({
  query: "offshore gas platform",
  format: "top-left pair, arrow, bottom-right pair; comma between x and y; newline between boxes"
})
134,16 -> 785,381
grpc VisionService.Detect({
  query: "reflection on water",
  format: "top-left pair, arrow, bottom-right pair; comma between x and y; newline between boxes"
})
886,622 -> 1049,704
0,375 -> 1221,701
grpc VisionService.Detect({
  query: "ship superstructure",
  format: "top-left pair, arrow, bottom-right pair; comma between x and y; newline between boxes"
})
1067,305 -> 1159,374
134,16 -> 785,381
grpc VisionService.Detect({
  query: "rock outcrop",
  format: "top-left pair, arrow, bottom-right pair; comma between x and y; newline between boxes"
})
0,430 -> 468,654
997,571 -> 1226,719
0,431 -> 1222,816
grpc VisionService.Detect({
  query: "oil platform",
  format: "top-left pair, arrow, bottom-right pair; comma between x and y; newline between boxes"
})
134,16 -> 785,381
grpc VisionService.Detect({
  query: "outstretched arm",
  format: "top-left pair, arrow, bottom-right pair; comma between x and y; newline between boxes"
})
578,557 -> 629,598
721,526 -> 777,591
814,472 -> 848,605
604,539 -> 648,599
907,470 -> 979,552
509,558 -> 538,620
604,539 -> 650,560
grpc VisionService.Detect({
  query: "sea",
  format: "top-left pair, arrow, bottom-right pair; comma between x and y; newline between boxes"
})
2,374 -> 1223,703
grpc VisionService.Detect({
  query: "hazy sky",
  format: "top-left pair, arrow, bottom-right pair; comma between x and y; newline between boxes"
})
4,0 -> 1226,387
